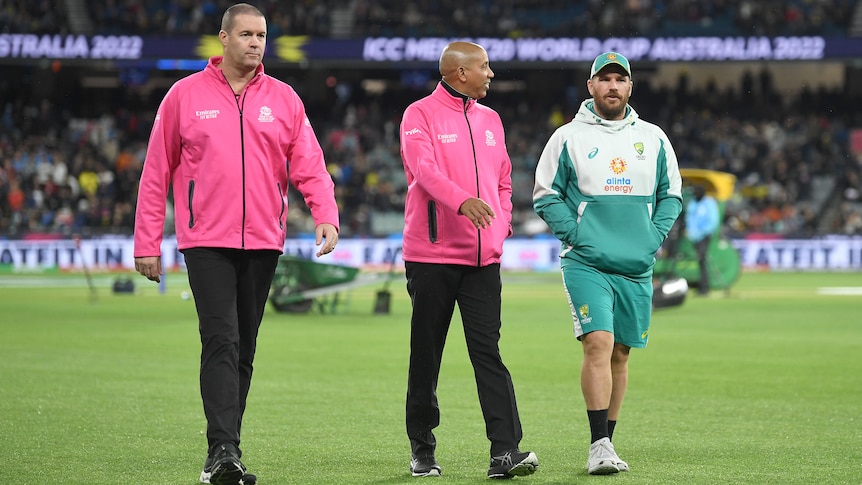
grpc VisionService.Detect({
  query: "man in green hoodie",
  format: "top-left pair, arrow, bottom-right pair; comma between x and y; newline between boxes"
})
533,52 -> 683,475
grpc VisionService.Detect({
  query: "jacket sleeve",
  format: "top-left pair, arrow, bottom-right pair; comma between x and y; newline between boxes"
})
285,94 -> 340,232
532,130 -> 578,245
400,105 -> 474,213
652,133 -> 683,240
133,85 -> 182,258
497,116 -> 514,236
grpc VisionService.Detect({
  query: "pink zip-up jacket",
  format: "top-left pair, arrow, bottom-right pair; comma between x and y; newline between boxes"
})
134,57 -> 339,257
399,82 -> 513,266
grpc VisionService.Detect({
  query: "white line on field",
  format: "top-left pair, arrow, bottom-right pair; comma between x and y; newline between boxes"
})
816,287 -> 862,296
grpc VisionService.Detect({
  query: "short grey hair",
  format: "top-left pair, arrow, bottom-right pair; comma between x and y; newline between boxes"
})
221,3 -> 265,33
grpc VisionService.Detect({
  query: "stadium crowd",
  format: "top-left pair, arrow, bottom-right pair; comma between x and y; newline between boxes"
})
3,0 -> 856,38
2,0 -> 861,239
2,66 -> 860,239
0,0 -> 69,35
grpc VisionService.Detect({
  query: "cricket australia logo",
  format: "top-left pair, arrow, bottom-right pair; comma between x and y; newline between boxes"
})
578,304 -> 592,324
634,141 -> 646,160
485,130 -> 496,146
258,106 -> 275,122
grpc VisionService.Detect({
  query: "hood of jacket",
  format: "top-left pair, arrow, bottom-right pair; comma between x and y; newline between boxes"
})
573,99 -> 639,131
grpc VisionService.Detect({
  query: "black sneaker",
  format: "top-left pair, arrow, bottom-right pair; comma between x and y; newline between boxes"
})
200,451 -> 257,484
208,442 -> 247,485
410,454 -> 442,477
487,450 -> 538,479
200,454 -> 214,483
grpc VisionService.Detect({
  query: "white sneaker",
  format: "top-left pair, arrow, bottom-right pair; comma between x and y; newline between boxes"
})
586,437 -> 620,475
615,456 -> 629,472
609,439 -> 629,471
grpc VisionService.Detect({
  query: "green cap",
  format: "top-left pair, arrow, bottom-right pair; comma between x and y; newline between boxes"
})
590,51 -> 631,78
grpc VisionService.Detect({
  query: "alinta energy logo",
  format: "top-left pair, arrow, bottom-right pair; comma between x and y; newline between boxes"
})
194,36 -> 308,63
609,157 -> 627,174
606,157 -> 634,193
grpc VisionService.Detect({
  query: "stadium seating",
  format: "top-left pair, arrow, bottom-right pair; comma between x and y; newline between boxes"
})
1,1 -> 861,238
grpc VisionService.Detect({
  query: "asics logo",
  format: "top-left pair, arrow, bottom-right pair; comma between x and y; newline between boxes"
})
492,453 -> 514,466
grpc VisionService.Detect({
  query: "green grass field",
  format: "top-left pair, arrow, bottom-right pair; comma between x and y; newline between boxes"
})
1,270 -> 861,484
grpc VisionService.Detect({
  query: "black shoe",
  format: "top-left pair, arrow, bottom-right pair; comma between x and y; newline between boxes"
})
200,454 -> 214,483
410,454 -> 442,477
208,442 -> 247,485
200,452 -> 257,484
488,450 -> 538,479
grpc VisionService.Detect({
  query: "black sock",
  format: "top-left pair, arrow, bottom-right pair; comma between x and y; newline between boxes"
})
608,419 -> 617,441
587,409 -> 609,444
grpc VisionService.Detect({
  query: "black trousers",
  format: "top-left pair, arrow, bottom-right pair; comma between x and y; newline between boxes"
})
694,235 -> 712,294
405,262 -> 523,457
183,247 -> 280,454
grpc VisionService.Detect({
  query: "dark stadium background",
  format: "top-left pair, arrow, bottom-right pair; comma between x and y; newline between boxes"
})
1,0 -> 861,271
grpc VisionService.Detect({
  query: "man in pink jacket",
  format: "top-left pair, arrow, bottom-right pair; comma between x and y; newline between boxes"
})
133,4 -> 339,485
399,41 -> 538,480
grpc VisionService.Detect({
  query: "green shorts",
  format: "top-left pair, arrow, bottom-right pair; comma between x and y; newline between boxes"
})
560,262 -> 653,348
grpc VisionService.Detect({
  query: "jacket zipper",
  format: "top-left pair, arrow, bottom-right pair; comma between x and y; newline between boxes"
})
278,182 -> 285,230
224,76 -> 248,250
188,180 -> 195,228
427,200 -> 437,243
462,99 -> 481,266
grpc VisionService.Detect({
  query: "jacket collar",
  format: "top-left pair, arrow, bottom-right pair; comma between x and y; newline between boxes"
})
205,56 -> 265,84
434,81 -> 477,111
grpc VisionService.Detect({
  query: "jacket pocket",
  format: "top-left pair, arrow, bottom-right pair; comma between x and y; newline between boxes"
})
428,200 -> 438,243
575,202 -> 661,274
188,180 -> 195,228
277,182 -> 285,230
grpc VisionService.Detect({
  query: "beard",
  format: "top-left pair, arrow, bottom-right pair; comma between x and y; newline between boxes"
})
593,94 -> 628,120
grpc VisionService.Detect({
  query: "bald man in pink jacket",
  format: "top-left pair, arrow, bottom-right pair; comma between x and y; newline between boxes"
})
399,41 -> 538,480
